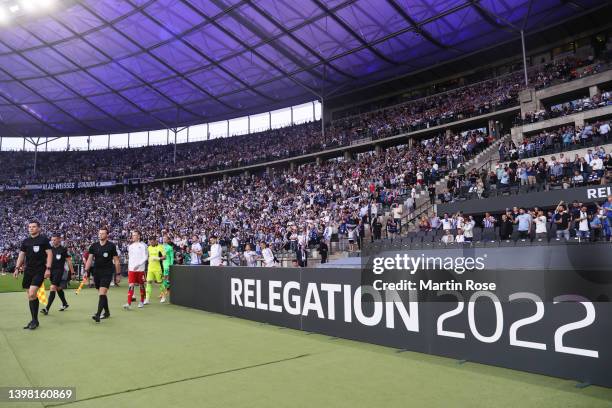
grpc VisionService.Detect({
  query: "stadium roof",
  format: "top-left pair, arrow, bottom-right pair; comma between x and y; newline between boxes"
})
0,0 -> 605,138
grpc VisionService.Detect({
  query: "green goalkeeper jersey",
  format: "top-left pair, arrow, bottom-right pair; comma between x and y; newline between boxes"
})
162,243 -> 174,271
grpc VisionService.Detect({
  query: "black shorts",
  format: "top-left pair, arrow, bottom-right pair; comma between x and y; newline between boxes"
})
22,270 -> 44,289
94,271 -> 113,289
50,269 -> 65,286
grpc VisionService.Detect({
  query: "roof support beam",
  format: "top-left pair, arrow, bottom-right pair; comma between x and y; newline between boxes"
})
385,0 -> 451,50
310,0 -> 401,66
245,0 -> 357,80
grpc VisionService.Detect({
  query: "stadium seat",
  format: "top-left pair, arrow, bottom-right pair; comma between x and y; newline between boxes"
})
532,237 -> 548,246
422,241 -> 435,250
516,238 -> 532,246
410,240 -> 423,250
482,228 -> 496,241
548,238 -> 567,245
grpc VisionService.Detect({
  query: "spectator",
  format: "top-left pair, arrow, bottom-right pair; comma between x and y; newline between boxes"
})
499,214 -> 513,240
514,208 -> 532,239
554,204 -> 571,240
441,230 -> 454,244
575,206 -> 591,239
533,210 -> 548,239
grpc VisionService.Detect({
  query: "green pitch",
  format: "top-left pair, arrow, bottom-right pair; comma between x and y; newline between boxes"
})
1,288 -> 611,408
0,275 -> 78,293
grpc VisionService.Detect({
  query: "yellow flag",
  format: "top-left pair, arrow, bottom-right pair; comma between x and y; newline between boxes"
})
37,282 -> 48,306
75,278 -> 87,295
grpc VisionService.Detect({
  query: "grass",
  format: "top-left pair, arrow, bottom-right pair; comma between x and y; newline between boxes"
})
1,287 -> 611,408
0,274 -> 78,293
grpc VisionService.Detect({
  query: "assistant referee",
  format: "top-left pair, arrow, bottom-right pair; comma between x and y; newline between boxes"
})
83,227 -> 121,323
13,221 -> 53,330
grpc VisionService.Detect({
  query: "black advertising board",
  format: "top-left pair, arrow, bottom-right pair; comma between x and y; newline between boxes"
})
170,262 -> 612,387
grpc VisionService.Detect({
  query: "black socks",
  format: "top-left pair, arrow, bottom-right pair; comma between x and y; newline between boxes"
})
103,294 -> 110,316
29,299 -> 39,322
57,289 -> 67,306
47,291 -> 56,309
96,294 -> 107,316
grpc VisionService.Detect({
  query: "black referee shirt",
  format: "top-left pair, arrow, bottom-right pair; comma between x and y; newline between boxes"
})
20,234 -> 51,274
88,241 -> 118,273
51,246 -> 69,271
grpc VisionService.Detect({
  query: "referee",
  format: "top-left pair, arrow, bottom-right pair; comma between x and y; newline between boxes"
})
42,233 -> 74,315
83,227 -> 121,323
13,221 -> 53,330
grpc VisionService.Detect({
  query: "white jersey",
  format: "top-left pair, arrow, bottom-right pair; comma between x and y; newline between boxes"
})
534,216 -> 547,234
190,242 -> 202,265
244,250 -> 258,267
262,248 -> 276,267
207,243 -> 223,266
128,242 -> 148,271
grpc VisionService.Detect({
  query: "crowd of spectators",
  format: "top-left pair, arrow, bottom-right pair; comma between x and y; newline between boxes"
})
435,119 -> 612,203
0,130 -> 491,267
499,120 -> 611,162
414,196 -> 612,243
1,57 -> 605,186
520,90 -> 611,124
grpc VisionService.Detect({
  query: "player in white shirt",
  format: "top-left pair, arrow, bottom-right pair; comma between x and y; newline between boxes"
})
124,231 -> 148,309
261,242 -> 276,267
190,236 -> 202,265
205,236 -> 223,266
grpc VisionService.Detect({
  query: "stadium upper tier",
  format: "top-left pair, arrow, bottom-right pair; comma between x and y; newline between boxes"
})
1,57 -> 607,185
0,129 -> 491,254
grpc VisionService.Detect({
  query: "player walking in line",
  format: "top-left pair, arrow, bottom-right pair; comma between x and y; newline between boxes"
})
83,227 -> 121,323
124,231 -> 148,310
13,221 -> 53,330
144,236 -> 165,305
160,235 -> 174,303
41,233 -> 74,315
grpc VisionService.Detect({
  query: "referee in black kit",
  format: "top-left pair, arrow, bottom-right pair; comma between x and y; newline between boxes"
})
83,227 -> 121,323
13,221 -> 53,330
42,233 -> 75,315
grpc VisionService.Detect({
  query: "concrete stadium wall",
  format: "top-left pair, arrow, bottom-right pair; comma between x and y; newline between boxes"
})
436,183 -> 611,214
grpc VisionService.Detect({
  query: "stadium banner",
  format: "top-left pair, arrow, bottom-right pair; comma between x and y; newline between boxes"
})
0,180 -> 117,191
437,183 -> 612,214
171,262 -> 612,387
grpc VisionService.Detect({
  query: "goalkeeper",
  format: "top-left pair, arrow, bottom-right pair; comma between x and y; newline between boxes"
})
161,235 -> 174,303
144,236 -> 166,305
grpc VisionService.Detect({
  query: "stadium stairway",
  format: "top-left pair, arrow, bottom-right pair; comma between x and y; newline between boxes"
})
399,135 -> 509,233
